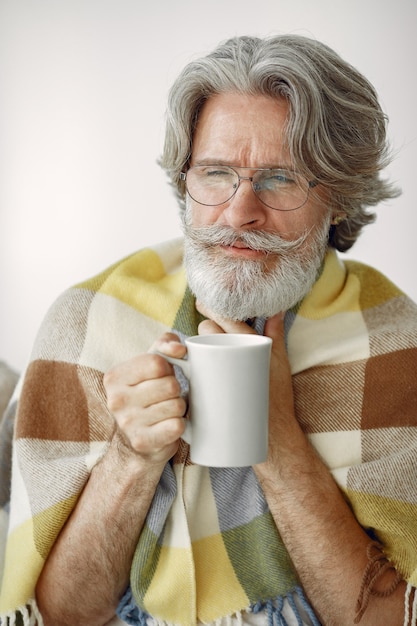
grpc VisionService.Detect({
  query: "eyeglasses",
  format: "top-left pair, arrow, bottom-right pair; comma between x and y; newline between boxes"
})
180,165 -> 317,211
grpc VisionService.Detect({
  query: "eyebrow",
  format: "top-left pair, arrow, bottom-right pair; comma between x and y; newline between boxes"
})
191,159 -> 295,170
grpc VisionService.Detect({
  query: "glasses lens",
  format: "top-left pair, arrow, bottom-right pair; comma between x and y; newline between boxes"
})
253,169 -> 309,211
185,165 -> 238,206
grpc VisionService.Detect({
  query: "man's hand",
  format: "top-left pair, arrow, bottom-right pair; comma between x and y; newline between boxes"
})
103,332 -> 188,467
37,332 -> 189,626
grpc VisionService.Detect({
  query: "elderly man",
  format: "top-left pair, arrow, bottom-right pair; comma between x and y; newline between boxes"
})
1,35 -> 416,626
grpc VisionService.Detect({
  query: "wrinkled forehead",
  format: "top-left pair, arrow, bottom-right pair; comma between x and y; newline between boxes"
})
190,92 -> 292,168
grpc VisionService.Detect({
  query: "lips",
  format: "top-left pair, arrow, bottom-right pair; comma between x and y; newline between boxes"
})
219,243 -> 267,259
230,241 -> 250,249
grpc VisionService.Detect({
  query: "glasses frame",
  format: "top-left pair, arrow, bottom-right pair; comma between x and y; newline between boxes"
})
180,165 -> 317,212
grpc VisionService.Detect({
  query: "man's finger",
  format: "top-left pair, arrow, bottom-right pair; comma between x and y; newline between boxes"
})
264,312 -> 286,344
149,333 -> 187,359
196,301 -> 256,335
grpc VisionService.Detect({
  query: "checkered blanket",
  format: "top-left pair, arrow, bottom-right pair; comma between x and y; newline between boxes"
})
0,238 -> 416,625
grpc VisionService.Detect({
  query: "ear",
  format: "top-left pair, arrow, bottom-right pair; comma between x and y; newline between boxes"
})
331,213 -> 347,226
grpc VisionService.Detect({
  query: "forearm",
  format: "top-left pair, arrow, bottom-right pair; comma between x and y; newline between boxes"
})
194,312 -> 409,624
255,419 -> 406,625
36,431 -> 165,626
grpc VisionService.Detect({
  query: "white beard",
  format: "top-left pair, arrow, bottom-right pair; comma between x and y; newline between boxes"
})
182,207 -> 331,320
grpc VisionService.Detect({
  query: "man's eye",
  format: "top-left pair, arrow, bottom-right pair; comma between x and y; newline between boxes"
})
271,171 -> 294,183
205,168 -> 233,178
261,170 -> 296,188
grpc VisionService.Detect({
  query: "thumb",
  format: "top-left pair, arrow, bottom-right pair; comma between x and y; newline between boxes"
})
264,312 -> 286,344
149,332 -> 187,359
264,312 -> 290,367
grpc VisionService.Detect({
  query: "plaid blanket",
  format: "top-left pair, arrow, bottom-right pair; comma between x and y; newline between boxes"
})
0,237 -> 416,625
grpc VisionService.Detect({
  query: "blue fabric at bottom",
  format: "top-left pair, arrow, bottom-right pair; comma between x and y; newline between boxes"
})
117,585 -> 321,626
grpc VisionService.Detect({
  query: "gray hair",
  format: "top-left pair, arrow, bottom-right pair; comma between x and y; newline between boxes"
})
160,34 -> 400,251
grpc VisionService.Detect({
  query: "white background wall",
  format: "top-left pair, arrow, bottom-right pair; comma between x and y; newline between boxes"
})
1,0 -> 416,372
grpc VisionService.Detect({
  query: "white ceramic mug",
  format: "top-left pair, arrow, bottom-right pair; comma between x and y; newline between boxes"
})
160,333 -> 272,467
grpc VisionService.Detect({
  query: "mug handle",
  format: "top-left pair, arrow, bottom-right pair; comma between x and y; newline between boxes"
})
153,351 -> 192,445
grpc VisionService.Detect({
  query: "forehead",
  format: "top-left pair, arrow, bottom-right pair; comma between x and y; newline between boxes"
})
191,92 -> 290,167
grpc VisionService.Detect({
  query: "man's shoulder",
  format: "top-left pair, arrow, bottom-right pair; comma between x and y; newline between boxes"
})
75,237 -> 185,294
45,237 -> 185,316
30,237 -> 187,365
344,257 -> 417,316
299,250 -> 417,334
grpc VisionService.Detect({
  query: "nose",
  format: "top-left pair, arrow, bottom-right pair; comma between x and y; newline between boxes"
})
221,178 -> 268,229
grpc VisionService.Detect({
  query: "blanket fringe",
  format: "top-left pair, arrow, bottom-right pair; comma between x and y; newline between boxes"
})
118,584 -> 320,626
354,541 -> 402,623
413,586 -> 417,626
0,600 -> 43,626
404,583 -> 417,626
252,586 -> 320,626
117,586 -> 148,626
117,586 -> 322,626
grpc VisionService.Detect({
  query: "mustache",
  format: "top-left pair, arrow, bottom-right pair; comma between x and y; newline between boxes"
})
182,221 -> 311,255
